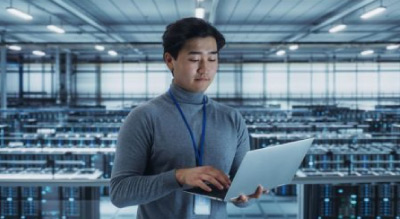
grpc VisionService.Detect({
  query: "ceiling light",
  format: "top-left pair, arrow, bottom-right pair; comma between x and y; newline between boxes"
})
195,7 -> 205,19
6,7 -> 33,20
8,45 -> 21,51
108,50 -> 118,56
329,24 -> 347,33
386,44 -> 399,50
95,45 -> 105,51
360,7 -> 386,19
276,50 -> 286,56
289,44 -> 299,50
32,50 -> 46,56
360,50 -> 374,56
47,25 -> 65,34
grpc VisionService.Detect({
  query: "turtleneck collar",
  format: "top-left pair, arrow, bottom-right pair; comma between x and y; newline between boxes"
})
168,81 -> 206,104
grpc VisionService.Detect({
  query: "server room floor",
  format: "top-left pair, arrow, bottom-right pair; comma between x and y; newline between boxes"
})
99,194 -> 298,218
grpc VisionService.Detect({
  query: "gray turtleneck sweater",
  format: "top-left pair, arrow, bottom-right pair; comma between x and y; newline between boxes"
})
110,83 -> 250,218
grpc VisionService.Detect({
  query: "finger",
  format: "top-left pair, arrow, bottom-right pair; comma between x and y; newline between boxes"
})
232,194 -> 246,203
212,172 -> 231,188
254,186 -> 264,198
200,174 -> 224,190
197,180 -> 212,192
203,166 -> 231,188
249,185 -> 263,199
238,194 -> 248,202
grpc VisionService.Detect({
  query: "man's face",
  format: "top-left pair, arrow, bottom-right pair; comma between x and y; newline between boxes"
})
164,36 -> 218,93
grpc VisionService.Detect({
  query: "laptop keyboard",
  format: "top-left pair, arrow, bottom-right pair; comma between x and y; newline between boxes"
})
185,184 -> 228,200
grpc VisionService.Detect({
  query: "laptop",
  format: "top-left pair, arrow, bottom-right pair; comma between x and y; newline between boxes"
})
184,138 -> 314,202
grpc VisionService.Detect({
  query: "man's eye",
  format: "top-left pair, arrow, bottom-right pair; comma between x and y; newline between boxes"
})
189,59 -> 199,62
209,59 -> 216,62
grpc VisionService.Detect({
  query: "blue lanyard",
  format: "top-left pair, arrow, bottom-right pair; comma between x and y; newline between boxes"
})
168,89 -> 207,166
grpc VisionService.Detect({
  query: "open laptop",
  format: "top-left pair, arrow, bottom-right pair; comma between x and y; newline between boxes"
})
184,138 -> 314,202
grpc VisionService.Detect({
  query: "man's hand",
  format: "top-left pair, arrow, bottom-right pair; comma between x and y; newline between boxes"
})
175,166 -> 231,192
230,185 -> 268,204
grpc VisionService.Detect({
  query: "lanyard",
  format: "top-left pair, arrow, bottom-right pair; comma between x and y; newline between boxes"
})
168,89 -> 207,166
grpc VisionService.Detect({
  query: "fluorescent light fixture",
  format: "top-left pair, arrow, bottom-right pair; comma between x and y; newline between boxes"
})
276,50 -> 286,56
108,50 -> 118,56
289,44 -> 299,50
360,7 -> 386,19
195,7 -> 205,19
329,24 -> 347,33
386,44 -> 399,50
8,45 -> 21,51
47,25 -> 65,34
6,7 -> 33,20
360,50 -> 374,56
32,50 -> 46,56
95,45 -> 105,51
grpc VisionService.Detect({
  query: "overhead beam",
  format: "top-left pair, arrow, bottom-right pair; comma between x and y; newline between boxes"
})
352,24 -> 400,42
50,0 -> 125,42
284,0 -> 377,42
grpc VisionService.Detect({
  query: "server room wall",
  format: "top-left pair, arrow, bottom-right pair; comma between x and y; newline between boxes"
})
5,61 -> 400,108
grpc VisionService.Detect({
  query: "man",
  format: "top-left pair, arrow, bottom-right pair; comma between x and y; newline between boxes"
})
110,17 -> 264,218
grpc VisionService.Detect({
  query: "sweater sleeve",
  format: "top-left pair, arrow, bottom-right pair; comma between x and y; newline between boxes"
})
229,111 -> 250,178
110,106 -> 181,208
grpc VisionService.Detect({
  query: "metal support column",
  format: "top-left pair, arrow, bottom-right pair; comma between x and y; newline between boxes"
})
41,59 -> 45,99
355,61 -> 359,109
0,46 -> 6,115
332,56 -> 336,105
286,57 -> 290,109
55,47 -> 61,104
377,56 -> 381,106
73,55 -> 77,104
65,50 -> 71,106
239,61 -> 243,102
145,56 -> 149,100
234,60 -> 243,101
310,59 -> 313,105
121,57 -> 125,106
325,59 -> 329,106
216,64 -> 220,99
18,55 -> 23,102
262,63 -> 267,102
95,56 -> 101,106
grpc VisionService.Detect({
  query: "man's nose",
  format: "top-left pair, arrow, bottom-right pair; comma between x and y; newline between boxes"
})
198,60 -> 208,74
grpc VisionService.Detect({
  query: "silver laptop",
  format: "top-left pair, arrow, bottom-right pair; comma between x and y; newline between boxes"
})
184,138 -> 314,202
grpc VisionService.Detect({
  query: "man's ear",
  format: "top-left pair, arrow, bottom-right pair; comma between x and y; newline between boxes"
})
164,53 -> 174,72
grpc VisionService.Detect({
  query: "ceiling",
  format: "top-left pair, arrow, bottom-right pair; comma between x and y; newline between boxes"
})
0,0 -> 399,61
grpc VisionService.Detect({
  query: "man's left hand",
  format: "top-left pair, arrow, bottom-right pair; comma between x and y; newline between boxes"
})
230,185 -> 268,204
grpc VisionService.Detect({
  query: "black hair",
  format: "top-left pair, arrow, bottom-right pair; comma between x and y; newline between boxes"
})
162,17 -> 225,60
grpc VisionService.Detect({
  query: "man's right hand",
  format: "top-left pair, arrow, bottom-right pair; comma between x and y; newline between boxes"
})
175,166 -> 231,192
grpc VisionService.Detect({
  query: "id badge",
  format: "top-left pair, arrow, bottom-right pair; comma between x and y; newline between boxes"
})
194,195 -> 211,215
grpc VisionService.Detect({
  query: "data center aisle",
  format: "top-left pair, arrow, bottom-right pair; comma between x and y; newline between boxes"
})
99,194 -> 297,218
